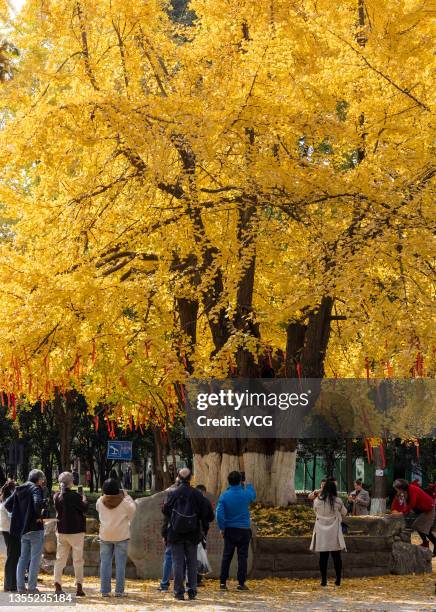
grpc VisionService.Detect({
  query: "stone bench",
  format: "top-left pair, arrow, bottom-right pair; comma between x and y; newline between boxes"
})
251,515 -> 432,578
42,503 -> 432,581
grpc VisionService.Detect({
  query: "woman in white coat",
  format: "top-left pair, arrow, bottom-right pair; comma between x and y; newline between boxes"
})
310,478 -> 347,586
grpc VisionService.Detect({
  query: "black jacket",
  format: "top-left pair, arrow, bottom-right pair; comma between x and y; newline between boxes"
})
202,496 -> 215,536
4,482 -> 44,537
54,489 -> 88,534
162,482 -> 214,544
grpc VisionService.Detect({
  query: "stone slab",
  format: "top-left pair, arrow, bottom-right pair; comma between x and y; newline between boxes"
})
390,541 -> 432,575
128,490 -> 252,579
345,536 -> 392,553
344,515 -> 405,537
255,536 -> 313,555
42,501 -> 429,582
273,554 -> 318,571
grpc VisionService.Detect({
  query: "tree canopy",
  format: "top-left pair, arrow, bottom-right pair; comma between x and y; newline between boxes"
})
0,0 -> 433,433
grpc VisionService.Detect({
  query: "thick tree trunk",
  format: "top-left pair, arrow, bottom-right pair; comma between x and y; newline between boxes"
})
192,298 -> 333,503
311,454 -> 317,489
191,206 -> 301,505
270,443 -> 298,506
285,322 -> 306,377
370,445 -> 387,514
41,452 -> 53,492
173,141 -> 335,503
300,297 -> 333,378
346,439 -> 354,492
152,426 -> 170,491
176,297 -> 198,373
54,390 -> 74,472
283,298 -> 333,500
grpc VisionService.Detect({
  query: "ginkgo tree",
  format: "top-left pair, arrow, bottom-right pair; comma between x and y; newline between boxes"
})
0,0 -> 433,504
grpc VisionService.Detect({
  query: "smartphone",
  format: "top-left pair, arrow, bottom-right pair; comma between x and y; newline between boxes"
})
240,471 -> 246,483
78,485 -> 83,495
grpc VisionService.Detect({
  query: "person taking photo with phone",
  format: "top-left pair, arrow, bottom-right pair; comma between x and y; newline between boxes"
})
53,472 -> 88,597
347,479 -> 370,516
96,479 -> 136,598
216,471 -> 256,592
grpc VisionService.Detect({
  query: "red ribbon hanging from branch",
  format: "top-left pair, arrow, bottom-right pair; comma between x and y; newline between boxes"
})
386,360 -> 393,377
416,352 -> 424,376
178,382 -> 186,406
11,393 -> 16,420
364,438 -> 371,463
109,421 -> 116,439
365,357 -> 370,381
296,361 -> 302,380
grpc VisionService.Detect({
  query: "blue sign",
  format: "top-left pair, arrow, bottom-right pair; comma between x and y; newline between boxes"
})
107,441 -> 132,461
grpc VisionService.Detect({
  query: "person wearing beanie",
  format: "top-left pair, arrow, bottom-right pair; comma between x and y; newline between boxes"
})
53,472 -> 88,597
96,478 -> 136,597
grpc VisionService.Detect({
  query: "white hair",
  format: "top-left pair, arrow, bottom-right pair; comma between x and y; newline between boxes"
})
178,467 -> 191,481
58,471 -> 74,492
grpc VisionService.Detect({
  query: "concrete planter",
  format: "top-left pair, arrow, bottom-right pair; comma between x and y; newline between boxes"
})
42,509 -> 432,581
250,515 -> 432,578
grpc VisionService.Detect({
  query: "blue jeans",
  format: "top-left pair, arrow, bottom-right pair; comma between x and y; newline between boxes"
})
160,545 -> 172,589
17,530 -> 44,592
99,539 -> 129,595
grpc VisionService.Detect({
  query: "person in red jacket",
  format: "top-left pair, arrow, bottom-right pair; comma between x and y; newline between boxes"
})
391,479 -> 435,555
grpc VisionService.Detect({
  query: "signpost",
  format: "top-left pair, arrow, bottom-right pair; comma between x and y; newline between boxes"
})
107,441 -> 133,461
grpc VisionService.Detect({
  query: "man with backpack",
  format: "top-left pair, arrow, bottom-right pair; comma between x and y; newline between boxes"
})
162,468 -> 214,601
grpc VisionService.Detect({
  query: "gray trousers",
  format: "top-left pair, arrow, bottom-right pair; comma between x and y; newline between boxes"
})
170,541 -> 197,597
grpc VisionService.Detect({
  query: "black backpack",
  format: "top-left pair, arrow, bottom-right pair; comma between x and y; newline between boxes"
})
170,489 -> 199,535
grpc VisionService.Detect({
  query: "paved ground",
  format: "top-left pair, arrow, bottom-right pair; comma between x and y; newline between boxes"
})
0,545 -> 434,611
0,572 -> 434,611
